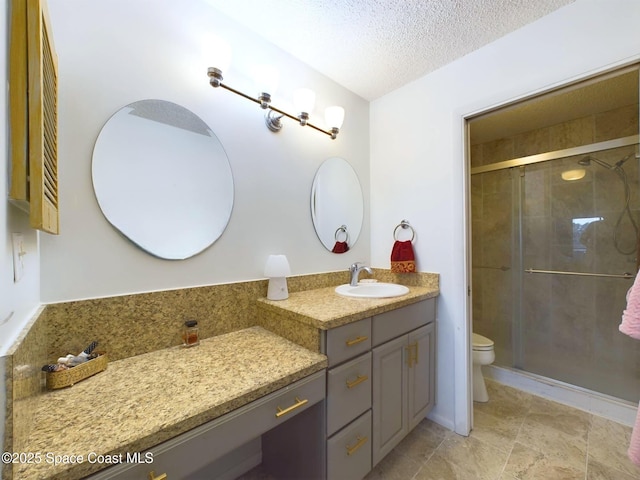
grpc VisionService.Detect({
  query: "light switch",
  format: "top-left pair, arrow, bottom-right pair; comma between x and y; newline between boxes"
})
12,233 -> 25,282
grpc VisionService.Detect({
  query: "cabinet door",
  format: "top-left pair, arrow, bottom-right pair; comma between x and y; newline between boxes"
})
372,335 -> 408,466
408,323 -> 435,430
9,0 -> 60,233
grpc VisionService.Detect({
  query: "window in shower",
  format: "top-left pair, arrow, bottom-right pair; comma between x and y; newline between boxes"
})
572,217 -> 603,257
468,65 -> 640,403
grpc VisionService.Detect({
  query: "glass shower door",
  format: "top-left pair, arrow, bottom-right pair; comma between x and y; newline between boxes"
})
520,145 -> 640,402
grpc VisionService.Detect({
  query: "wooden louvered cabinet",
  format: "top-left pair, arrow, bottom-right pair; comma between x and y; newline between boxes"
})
9,0 -> 59,234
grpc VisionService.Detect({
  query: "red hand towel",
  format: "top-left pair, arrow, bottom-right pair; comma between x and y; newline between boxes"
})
391,240 -> 416,273
332,241 -> 349,253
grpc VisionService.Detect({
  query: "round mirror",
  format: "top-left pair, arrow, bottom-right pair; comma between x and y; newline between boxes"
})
92,99 -> 234,260
310,157 -> 364,253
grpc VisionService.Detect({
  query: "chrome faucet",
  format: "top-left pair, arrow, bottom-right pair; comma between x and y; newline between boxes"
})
349,262 -> 373,286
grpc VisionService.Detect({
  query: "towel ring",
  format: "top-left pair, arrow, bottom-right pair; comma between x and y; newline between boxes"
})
393,220 -> 415,242
335,225 -> 349,243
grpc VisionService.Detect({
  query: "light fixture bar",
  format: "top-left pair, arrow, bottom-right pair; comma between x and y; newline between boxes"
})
267,103 -> 333,137
208,68 -> 341,139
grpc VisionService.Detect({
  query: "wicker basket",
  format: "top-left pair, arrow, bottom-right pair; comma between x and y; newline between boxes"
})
45,353 -> 108,390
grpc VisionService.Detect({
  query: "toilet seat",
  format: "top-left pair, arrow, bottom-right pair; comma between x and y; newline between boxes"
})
473,333 -> 494,351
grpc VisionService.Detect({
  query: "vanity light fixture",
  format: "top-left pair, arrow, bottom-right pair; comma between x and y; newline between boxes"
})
264,254 -> 292,301
207,67 -> 345,139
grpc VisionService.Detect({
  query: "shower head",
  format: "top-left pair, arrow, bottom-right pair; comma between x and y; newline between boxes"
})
578,156 -> 615,170
578,154 -> 633,170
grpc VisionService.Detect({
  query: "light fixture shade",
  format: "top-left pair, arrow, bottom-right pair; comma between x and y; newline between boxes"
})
293,88 -> 316,114
264,254 -> 291,277
325,106 -> 345,129
252,64 -> 280,95
561,168 -> 586,181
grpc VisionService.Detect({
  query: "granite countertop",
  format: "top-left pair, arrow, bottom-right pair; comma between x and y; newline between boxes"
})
257,284 -> 439,329
15,327 -> 327,480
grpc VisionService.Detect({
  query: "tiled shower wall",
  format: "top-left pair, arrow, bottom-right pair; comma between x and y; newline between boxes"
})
471,100 -> 640,402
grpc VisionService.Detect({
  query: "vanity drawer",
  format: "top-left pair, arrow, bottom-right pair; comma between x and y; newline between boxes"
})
327,351 -> 372,436
88,370 -> 325,480
327,410 -> 372,480
326,317 -> 372,366
372,299 -> 435,347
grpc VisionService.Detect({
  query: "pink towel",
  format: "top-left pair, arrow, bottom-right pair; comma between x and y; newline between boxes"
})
630,410 -> 640,467
620,273 -> 640,340
620,272 -> 640,466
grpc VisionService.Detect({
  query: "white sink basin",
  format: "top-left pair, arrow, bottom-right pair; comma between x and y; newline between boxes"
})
335,282 -> 410,299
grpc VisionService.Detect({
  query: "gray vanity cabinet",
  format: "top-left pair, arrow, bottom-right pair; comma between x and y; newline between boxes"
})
87,371 -> 326,480
371,299 -> 436,467
323,318 -> 373,480
372,323 -> 435,466
323,297 -> 436,479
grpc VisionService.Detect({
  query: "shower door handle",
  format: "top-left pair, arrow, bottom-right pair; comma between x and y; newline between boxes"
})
525,268 -> 634,279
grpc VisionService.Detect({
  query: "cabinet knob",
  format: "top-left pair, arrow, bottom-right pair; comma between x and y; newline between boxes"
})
148,471 -> 167,480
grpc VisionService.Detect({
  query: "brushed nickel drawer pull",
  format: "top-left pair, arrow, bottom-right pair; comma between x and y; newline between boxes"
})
148,471 -> 167,480
276,396 -> 308,418
345,335 -> 368,347
346,436 -> 368,456
346,374 -> 369,389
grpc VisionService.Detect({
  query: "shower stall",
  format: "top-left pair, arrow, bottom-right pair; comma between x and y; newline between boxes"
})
469,67 -> 640,404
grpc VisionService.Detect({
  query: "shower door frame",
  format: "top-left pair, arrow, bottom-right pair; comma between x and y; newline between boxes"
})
469,133 -> 639,395
470,135 -> 638,177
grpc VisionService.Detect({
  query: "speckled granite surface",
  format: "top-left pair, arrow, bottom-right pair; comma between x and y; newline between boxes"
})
14,327 -> 326,480
257,284 -> 439,330
6,269 -> 438,480
41,280 -> 268,363
3,306 -> 48,480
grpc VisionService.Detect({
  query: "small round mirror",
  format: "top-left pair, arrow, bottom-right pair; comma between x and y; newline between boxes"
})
310,157 -> 364,253
92,99 -> 234,260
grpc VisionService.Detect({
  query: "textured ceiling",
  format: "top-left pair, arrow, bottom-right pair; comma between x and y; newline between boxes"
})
206,0 -> 575,100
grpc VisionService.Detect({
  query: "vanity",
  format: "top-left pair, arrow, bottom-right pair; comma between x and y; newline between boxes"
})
10,278 -> 437,480
13,328 -> 327,480
257,282 -> 438,480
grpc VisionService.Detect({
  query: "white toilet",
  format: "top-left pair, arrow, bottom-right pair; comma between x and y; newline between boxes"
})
472,333 -> 495,402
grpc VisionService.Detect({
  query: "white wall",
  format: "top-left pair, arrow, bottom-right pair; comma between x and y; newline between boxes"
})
41,0 -> 370,302
370,0 -> 640,434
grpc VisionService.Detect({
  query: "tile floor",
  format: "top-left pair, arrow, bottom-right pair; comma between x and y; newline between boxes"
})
365,379 -> 640,480
242,378 -> 640,479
